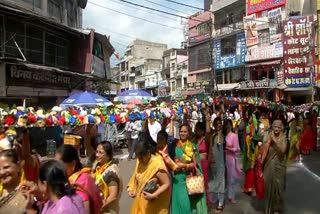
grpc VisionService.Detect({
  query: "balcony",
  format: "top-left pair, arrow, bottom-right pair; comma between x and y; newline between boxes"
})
213,21 -> 243,38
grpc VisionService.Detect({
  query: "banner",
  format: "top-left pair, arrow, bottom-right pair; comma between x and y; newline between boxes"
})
247,0 -> 287,15
268,7 -> 282,43
244,14 -> 258,47
213,33 -> 246,69
283,16 -> 315,87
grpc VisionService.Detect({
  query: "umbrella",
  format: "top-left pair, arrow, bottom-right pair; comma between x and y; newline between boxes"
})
129,98 -> 143,105
60,91 -> 113,107
114,89 -> 155,103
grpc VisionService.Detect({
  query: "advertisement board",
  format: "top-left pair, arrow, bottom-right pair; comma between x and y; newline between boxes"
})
246,42 -> 283,62
247,0 -> 287,15
268,7 -> 282,43
282,16 -> 315,87
214,33 -> 246,70
244,14 -> 258,47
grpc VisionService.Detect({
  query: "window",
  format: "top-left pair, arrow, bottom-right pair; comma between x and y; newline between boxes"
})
45,32 -> 70,68
93,40 -> 103,59
0,16 -> 4,56
196,23 -> 210,36
48,0 -> 62,21
22,0 -> 41,8
198,48 -> 210,66
26,25 -> 43,64
171,63 -> 176,70
258,29 -> 270,46
66,0 -> 75,27
5,18 -> 25,59
221,35 -> 236,55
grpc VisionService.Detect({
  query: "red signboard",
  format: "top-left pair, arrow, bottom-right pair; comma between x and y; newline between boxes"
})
247,0 -> 286,15
282,16 -> 315,87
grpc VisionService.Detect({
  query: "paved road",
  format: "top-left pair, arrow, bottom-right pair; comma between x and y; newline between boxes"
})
117,151 -> 320,214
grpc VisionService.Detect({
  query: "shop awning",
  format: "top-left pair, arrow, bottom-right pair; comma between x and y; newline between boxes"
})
284,87 -> 312,92
21,63 -> 95,79
217,83 -> 240,91
181,89 -> 204,96
246,59 -> 281,67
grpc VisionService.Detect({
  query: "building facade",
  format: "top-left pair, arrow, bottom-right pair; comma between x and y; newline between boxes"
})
0,0 -> 115,108
212,0 -> 246,95
161,48 -> 188,99
243,0 -> 317,104
119,39 -> 167,96
185,11 -> 212,96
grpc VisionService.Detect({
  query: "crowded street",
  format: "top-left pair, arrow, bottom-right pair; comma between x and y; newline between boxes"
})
2,0 -> 320,213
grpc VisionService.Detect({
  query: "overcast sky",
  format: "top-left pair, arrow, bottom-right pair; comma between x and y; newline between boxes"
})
83,0 -> 203,65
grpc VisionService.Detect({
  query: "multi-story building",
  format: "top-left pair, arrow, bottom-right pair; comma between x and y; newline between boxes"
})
185,11 -> 212,96
0,0 -> 115,108
119,39 -> 167,95
212,0 -> 246,96
243,0 -> 317,104
162,48 -> 188,99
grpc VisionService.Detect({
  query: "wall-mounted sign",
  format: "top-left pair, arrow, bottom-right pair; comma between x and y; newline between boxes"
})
268,7 -> 282,43
195,82 -> 202,89
282,16 -> 315,87
247,0 -> 287,15
246,42 -> 283,62
214,33 -> 246,70
244,14 -> 258,47
240,79 -> 277,89
202,80 -> 210,86
188,83 -> 194,88
6,63 -> 71,88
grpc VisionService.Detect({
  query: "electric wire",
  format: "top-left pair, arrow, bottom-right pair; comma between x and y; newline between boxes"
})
139,0 -> 193,16
87,1 -> 183,30
160,0 -> 204,11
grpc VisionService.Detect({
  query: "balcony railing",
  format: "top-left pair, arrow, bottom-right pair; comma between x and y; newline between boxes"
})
214,21 -> 243,37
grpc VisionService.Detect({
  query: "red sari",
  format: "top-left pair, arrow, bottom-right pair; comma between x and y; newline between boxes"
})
300,123 -> 316,153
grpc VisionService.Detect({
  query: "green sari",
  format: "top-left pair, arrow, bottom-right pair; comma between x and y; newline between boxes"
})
170,141 -> 208,214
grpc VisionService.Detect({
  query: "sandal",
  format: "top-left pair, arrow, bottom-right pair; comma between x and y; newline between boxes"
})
214,205 -> 224,214
229,199 -> 237,204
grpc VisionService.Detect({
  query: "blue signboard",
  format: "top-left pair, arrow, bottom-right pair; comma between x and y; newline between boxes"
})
213,33 -> 246,70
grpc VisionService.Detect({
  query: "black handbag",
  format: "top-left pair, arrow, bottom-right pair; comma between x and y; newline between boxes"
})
143,179 -> 158,194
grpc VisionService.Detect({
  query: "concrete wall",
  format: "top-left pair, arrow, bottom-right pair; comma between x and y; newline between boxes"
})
286,0 -> 317,16
132,39 -> 167,60
1,0 -> 83,28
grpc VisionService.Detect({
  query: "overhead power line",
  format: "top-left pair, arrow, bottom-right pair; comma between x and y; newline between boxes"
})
109,0 -> 179,22
140,0 -> 192,16
87,1 -> 183,30
161,0 -> 204,11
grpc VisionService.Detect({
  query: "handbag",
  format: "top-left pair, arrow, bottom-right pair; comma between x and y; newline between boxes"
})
0,189 -> 28,214
185,158 -> 204,195
143,179 -> 159,194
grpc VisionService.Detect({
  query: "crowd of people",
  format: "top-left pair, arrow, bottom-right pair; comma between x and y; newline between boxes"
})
0,100 -> 318,214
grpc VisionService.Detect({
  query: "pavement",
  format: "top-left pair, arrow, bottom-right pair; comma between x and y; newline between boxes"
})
117,150 -> 320,214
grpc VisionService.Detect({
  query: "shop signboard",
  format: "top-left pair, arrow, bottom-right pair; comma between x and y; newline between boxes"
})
244,14 -> 258,47
187,83 -> 194,88
247,0 -> 287,15
6,63 -> 71,89
282,16 -> 315,87
195,82 -> 202,89
213,33 -> 246,70
246,42 -> 283,62
240,79 -> 277,89
268,7 -> 282,43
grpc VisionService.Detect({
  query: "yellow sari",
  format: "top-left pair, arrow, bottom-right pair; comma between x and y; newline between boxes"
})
0,169 -> 26,197
128,154 -> 170,214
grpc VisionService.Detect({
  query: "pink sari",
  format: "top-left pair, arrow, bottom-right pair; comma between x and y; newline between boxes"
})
225,133 -> 241,185
198,137 -> 209,205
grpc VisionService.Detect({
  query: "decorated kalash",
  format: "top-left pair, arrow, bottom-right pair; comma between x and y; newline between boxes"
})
0,96 -> 317,156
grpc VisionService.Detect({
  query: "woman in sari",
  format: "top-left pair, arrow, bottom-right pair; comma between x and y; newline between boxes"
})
55,144 -> 103,214
287,113 -> 302,164
193,122 -> 210,206
169,119 -> 207,214
262,120 -> 287,214
92,141 -> 122,214
127,140 -> 171,214
0,149 -> 26,199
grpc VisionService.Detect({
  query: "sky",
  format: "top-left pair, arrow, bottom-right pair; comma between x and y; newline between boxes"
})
83,0 -> 204,66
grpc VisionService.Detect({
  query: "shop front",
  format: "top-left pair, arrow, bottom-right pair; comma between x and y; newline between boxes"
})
239,79 -> 277,100
0,62 -> 93,108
